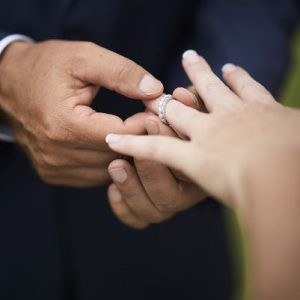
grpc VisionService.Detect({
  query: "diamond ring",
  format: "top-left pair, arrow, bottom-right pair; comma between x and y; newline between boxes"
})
158,94 -> 173,125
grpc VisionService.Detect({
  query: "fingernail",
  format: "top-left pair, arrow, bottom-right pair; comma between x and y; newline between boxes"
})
145,120 -> 159,135
182,50 -> 199,63
222,63 -> 237,74
106,134 -> 121,145
110,185 -> 123,202
139,74 -> 163,95
109,168 -> 128,183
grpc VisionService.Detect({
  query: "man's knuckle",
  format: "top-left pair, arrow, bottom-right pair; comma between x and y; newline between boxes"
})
68,42 -> 96,70
40,152 -> 62,168
83,41 -> 97,51
123,189 -> 140,202
155,202 -> 176,214
150,212 -> 168,223
45,126 -> 72,143
76,42 -> 96,57
136,165 -> 156,181
113,58 -> 136,86
117,209 -> 129,220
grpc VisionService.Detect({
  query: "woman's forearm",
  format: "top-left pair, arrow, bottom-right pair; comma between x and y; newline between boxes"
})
238,156 -> 300,299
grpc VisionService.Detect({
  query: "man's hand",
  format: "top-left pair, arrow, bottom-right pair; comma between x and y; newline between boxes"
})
0,40 -> 163,187
107,89 -> 206,230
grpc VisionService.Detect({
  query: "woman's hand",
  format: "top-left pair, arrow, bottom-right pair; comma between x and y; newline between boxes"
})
106,51 -> 300,210
106,51 -> 300,299
107,88 -> 206,230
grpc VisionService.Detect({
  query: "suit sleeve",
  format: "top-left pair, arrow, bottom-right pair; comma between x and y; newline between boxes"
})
166,0 -> 299,97
0,31 -> 11,40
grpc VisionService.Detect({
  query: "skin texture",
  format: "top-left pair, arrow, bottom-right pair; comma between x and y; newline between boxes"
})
106,52 -> 300,299
0,39 -> 205,231
107,88 -> 207,230
0,40 -> 164,187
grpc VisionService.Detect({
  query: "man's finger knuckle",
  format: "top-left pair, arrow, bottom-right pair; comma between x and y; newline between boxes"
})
40,152 -> 63,168
113,58 -> 137,87
136,165 -> 157,182
123,189 -> 140,202
75,42 -> 97,60
116,209 -> 130,221
150,212 -> 167,224
155,202 -> 177,214
83,41 -> 97,51
45,126 -> 72,144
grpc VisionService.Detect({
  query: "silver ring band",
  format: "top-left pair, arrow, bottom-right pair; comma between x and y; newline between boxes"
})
158,94 -> 173,125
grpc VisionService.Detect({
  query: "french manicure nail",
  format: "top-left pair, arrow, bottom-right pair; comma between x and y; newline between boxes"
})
106,134 -> 121,145
109,168 -> 128,183
182,50 -> 199,63
222,63 -> 237,74
139,74 -> 163,95
110,185 -> 123,202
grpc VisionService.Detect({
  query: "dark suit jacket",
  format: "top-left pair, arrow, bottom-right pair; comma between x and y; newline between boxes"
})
0,1 -> 298,299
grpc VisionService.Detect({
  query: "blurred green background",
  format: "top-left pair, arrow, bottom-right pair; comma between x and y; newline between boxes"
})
229,28 -> 300,300
281,29 -> 300,107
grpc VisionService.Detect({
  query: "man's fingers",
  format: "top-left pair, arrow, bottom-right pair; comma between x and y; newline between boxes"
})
106,134 -> 190,173
222,64 -> 275,104
41,167 -> 110,187
145,115 -> 177,137
143,94 -> 165,114
69,107 -> 149,150
75,43 -> 163,100
49,148 -> 119,168
182,50 -> 240,111
108,159 -> 167,223
108,184 -> 149,230
134,157 -> 186,214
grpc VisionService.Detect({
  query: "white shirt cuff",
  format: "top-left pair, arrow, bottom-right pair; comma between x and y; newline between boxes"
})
0,34 -> 34,55
0,34 -> 34,143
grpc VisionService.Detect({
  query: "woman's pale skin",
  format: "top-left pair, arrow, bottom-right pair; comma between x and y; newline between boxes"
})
106,50 -> 300,299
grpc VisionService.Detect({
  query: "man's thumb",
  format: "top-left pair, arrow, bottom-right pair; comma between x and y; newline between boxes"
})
75,43 -> 164,100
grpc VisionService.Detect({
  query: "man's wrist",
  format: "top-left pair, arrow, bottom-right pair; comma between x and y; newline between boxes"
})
0,38 -> 34,143
0,34 -> 34,56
